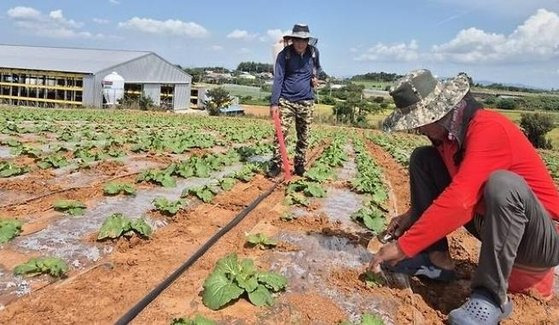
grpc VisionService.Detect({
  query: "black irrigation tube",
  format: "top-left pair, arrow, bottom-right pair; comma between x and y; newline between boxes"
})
115,140 -> 328,324
115,180 -> 282,325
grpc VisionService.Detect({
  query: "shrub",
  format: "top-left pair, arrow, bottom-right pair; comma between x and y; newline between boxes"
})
484,96 -> 497,106
496,97 -> 517,110
320,95 -> 336,105
203,87 -> 232,116
138,95 -> 154,110
520,112 -> 555,149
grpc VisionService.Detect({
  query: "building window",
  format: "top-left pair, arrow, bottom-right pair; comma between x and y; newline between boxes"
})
160,84 -> 174,110
0,68 -> 84,107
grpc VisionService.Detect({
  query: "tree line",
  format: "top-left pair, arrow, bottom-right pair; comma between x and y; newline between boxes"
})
350,72 -> 403,82
476,83 -> 557,94
237,62 -> 273,73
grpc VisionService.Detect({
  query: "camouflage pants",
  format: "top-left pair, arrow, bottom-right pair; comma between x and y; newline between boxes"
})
272,98 -> 314,166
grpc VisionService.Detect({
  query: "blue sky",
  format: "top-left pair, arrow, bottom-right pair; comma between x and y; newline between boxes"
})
1,0 -> 559,89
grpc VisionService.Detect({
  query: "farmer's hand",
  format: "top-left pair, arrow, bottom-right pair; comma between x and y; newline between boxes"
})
368,241 -> 406,272
270,105 -> 279,118
386,211 -> 414,238
312,77 -> 319,88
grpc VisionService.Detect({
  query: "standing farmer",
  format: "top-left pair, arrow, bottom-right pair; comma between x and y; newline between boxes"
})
268,23 -> 321,177
369,69 -> 559,325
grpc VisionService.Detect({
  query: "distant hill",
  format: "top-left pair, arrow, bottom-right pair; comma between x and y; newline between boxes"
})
475,80 -> 545,91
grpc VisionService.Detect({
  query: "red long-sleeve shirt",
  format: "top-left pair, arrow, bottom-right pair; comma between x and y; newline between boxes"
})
398,110 -> 559,257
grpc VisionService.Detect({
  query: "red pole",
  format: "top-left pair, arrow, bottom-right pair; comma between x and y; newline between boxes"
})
272,109 -> 292,181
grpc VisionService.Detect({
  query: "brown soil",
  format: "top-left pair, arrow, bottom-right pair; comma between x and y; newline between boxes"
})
141,153 -> 176,165
0,171 -> 60,195
503,295 -> 559,325
284,293 -> 347,324
85,160 -> 128,176
364,138 -> 410,214
241,104 -> 269,117
0,181 -> 102,219
0,249 -> 39,270
0,171 -> 143,220
271,213 -> 335,234
327,267 -> 442,324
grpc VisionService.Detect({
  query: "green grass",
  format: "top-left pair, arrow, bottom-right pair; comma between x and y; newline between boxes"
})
366,110 -> 391,128
490,109 -> 559,146
491,108 -> 559,122
471,87 -> 559,98
314,104 -> 334,117
211,84 -> 270,100
491,109 -> 529,122
546,128 -> 559,148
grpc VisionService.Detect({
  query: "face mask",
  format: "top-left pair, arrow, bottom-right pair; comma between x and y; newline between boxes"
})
439,99 -> 467,141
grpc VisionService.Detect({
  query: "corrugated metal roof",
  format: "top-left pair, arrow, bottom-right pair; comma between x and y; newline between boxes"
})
0,44 -> 151,74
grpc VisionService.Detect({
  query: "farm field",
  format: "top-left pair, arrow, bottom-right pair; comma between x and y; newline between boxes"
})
202,84 -> 271,101
350,80 -> 392,90
0,107 -> 557,324
243,104 -> 559,147
242,104 -> 335,119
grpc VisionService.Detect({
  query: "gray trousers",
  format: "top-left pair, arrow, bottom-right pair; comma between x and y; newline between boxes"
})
409,146 -> 559,306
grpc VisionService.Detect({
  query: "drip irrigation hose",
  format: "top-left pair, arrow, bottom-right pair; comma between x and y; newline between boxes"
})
115,141 -> 326,324
0,171 -> 140,209
115,180 -> 281,325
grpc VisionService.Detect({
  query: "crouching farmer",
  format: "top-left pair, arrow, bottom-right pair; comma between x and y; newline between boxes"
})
369,69 -> 559,325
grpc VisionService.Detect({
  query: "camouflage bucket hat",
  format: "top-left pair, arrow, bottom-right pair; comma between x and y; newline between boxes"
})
382,69 -> 470,132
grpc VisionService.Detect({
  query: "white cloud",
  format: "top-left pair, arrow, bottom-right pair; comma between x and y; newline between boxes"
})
7,6 -> 40,19
48,9 -> 82,28
226,29 -> 257,40
355,40 -> 419,62
7,6 -> 104,39
431,0 -> 559,17
210,45 -> 223,51
266,29 -> 289,42
109,0 -> 121,5
118,17 -> 208,38
432,9 -> 559,63
93,18 -> 110,24
237,48 -> 251,54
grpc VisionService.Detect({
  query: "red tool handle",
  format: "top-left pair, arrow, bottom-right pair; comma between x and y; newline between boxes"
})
272,109 -> 292,181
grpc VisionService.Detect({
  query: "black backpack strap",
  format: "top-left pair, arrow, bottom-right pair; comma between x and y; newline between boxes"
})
310,45 -> 318,76
284,44 -> 318,76
284,44 -> 292,61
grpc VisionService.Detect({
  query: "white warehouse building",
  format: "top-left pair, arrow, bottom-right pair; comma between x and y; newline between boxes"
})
0,44 -> 192,111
